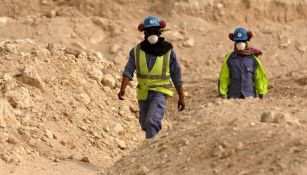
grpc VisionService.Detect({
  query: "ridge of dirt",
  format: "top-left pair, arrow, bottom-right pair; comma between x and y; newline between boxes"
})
105,78 -> 307,175
0,0 -> 307,175
2,0 -> 307,23
0,39 -> 142,167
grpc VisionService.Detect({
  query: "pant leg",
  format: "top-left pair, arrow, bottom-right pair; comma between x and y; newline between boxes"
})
138,100 -> 149,131
145,126 -> 157,139
139,100 -> 158,139
138,91 -> 166,139
145,91 -> 166,139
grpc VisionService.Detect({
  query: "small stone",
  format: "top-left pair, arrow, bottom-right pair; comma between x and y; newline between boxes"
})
42,137 -> 49,142
94,52 -> 104,60
261,27 -> 273,34
273,113 -> 300,126
1,154 -> 11,163
54,158 -> 60,162
137,166 -> 150,175
81,157 -> 90,163
78,51 -> 87,59
91,17 -> 109,30
109,123 -> 124,135
88,66 -> 103,81
21,65 -> 45,90
183,138 -> 191,146
70,42 -> 86,50
217,3 -> 224,9
129,105 -> 139,113
110,44 -> 120,54
260,111 -> 275,123
278,35 -> 291,49
75,93 -> 91,105
20,114 -> 31,126
46,43 -> 55,52
0,99 -> 19,128
169,31 -> 185,41
46,10 -> 57,18
118,110 -> 125,117
184,91 -> 189,97
60,140 -> 66,145
103,86 -> 111,93
0,17 -> 11,26
183,38 -> 195,48
64,47 -> 80,57
7,137 -> 18,144
89,35 -> 104,45
45,129 -> 53,139
22,17 -> 35,25
295,42 -> 307,53
249,122 -> 256,126
206,103 -> 213,108
212,145 -> 225,157
78,125 -> 87,131
67,155 -> 74,160
232,127 -> 239,131
236,142 -> 244,150
101,74 -> 116,88
6,87 -> 33,108
4,43 -> 17,53
41,0 -> 48,5
116,139 -> 127,150
110,27 -> 121,37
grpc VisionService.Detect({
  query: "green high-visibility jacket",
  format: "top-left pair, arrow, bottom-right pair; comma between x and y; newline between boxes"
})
219,52 -> 268,96
134,44 -> 174,100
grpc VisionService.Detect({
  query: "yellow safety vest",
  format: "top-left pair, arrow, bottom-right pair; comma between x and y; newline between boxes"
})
219,52 -> 268,95
134,44 -> 174,100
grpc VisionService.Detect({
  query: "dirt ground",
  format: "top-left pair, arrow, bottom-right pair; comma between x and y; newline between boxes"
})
0,0 -> 307,175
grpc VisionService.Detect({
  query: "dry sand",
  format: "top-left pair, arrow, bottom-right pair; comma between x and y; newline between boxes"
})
0,0 -> 307,175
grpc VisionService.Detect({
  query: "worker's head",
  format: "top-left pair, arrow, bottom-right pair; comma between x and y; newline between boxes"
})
229,27 -> 253,51
138,16 -> 166,44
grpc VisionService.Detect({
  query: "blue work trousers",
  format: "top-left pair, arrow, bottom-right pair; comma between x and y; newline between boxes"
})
138,90 -> 166,139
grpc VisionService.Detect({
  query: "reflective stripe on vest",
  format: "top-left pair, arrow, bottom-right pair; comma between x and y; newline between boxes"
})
134,44 -> 173,100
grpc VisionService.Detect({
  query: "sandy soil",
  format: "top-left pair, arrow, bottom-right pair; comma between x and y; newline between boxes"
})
0,0 -> 307,175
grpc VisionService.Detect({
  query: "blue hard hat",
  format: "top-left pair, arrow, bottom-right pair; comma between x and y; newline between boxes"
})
143,16 -> 161,28
233,27 -> 249,41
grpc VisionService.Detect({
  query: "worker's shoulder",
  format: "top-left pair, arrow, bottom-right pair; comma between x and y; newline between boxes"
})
224,52 -> 234,61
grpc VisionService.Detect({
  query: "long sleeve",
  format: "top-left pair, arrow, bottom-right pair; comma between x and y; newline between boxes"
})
253,56 -> 268,95
122,48 -> 136,80
219,53 -> 232,95
169,49 -> 183,87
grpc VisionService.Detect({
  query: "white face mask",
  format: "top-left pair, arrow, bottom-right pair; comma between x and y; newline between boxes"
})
236,42 -> 246,51
147,35 -> 159,44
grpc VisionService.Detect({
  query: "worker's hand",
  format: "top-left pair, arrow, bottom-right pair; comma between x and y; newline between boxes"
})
118,89 -> 125,100
258,94 -> 264,99
178,95 -> 185,111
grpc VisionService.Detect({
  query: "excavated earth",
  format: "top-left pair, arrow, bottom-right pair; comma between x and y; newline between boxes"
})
0,0 -> 307,175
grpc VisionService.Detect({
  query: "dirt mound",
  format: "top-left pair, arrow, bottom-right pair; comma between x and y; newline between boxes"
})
0,0 -> 307,175
1,0 -> 307,77
3,0 -> 307,23
170,0 -> 307,23
105,80 -> 307,175
0,39 -> 142,166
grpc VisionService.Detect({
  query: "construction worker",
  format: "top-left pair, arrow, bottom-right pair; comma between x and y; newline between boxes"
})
118,16 -> 185,139
218,27 -> 268,99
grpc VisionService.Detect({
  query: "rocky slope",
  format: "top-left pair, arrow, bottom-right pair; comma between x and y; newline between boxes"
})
0,0 -> 307,175
0,39 -> 142,167
105,78 -> 307,175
